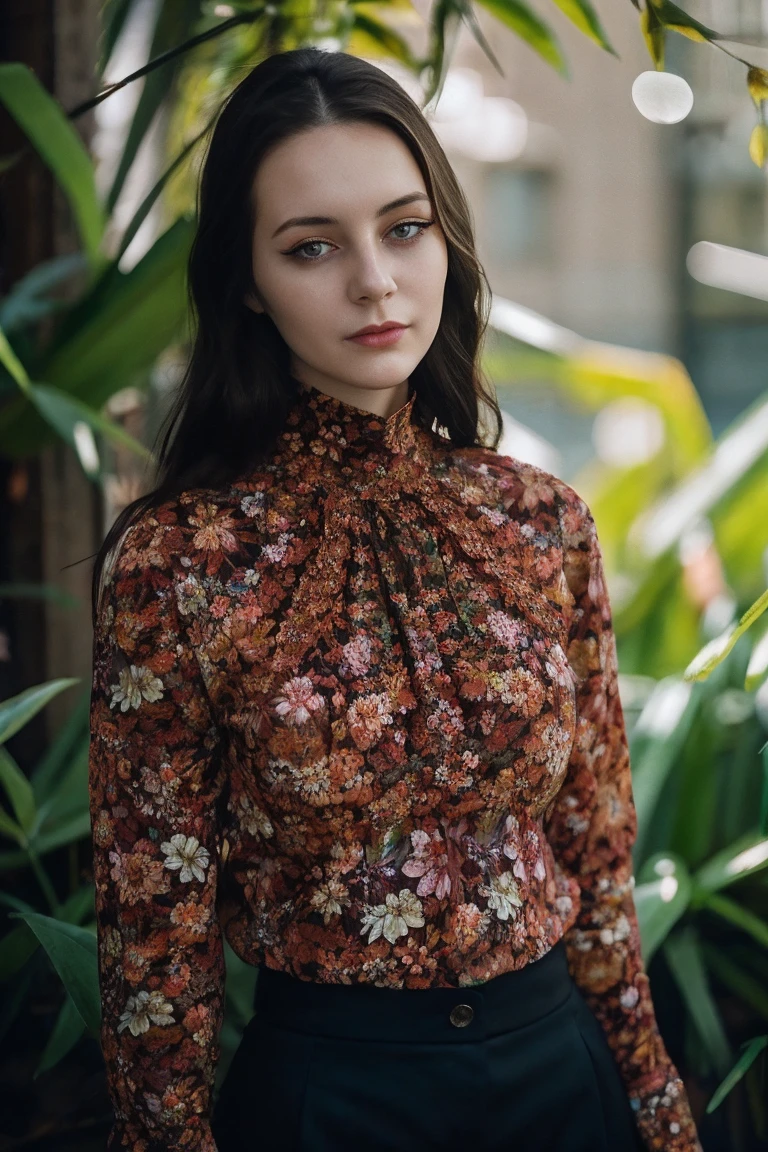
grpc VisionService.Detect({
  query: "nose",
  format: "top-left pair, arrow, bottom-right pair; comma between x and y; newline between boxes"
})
348,241 -> 397,301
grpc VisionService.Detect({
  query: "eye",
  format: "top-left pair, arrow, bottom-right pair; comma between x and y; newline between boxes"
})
284,218 -> 436,263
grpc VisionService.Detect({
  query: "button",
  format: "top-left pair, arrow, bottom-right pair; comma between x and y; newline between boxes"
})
449,1003 -> 474,1028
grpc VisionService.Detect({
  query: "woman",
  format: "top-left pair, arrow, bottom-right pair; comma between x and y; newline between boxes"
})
87,47 -> 701,1152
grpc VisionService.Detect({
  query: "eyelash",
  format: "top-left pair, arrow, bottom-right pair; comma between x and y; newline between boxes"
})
283,219 -> 436,263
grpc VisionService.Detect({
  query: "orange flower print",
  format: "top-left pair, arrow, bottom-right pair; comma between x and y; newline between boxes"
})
188,502 -> 240,553
346,691 -> 394,750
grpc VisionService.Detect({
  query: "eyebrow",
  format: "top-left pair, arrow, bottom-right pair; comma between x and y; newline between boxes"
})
270,192 -> 432,239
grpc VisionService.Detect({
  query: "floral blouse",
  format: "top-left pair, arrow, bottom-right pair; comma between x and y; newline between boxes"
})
88,379 -> 701,1152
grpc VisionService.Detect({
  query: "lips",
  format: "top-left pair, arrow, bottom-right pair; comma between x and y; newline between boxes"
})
347,322 -> 406,338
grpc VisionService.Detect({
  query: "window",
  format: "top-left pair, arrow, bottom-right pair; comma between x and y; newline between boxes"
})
483,167 -> 555,264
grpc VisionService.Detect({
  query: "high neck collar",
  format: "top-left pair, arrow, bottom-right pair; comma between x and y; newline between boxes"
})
285,379 -> 421,466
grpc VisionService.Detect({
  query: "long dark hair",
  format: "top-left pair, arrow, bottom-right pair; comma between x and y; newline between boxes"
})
90,46 -> 502,626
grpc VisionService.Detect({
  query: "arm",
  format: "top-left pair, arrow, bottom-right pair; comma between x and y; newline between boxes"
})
88,513 -> 226,1152
545,487 -> 701,1152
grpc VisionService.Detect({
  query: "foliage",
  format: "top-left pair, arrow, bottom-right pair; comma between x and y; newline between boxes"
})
1,0 -> 768,1145
490,327 -> 768,1137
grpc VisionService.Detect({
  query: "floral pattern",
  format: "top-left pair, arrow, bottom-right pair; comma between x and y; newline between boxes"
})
88,378 -> 701,1151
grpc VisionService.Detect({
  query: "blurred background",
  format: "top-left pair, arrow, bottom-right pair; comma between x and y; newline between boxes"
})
1,1 -> 767,1149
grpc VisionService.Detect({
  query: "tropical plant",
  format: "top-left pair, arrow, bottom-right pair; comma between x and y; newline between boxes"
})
2,1 -> 768,1147
488,316 -> 768,1146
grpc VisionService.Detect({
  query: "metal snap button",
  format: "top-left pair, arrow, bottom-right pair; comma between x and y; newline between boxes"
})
449,1003 -> 474,1028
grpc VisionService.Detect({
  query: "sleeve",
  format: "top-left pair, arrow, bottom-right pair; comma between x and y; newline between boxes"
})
544,487 -> 702,1152
88,516 -> 226,1152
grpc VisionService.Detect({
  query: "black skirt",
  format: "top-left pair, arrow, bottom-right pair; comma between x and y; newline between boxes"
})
211,938 -> 644,1152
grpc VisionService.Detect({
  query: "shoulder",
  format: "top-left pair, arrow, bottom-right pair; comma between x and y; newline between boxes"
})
102,485 -> 250,600
447,445 -> 594,542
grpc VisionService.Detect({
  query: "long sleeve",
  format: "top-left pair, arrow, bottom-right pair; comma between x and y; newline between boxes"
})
545,488 -> 701,1152
88,515 -> 226,1152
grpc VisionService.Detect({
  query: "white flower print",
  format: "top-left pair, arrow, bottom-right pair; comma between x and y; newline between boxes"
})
360,889 -> 425,945
486,870 -> 523,921
160,834 -> 211,882
310,878 -> 351,924
117,989 -> 175,1036
621,984 -> 640,1010
109,665 -> 164,711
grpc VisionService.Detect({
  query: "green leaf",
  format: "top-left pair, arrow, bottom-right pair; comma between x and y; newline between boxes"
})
33,739 -> 89,839
0,64 -> 105,262
0,806 -> 23,844
640,3 -> 665,69
748,66 -> 768,108
29,382 -> 154,475
683,621 -> 740,682
655,0 -> 721,42
474,0 -> 569,75
0,922 -> 40,981
634,853 -> 692,962
34,991 -> 87,1076
630,676 -> 697,845
550,0 -> 617,55
750,123 -> 768,169
0,679 -> 80,746
746,613 -> 768,690
8,911 -> 100,1034
30,686 -> 90,800
99,0 -> 134,73
0,253 -> 88,333
347,10 -> 422,67
694,831 -> 768,895
664,926 -> 732,1076
683,586 -> 768,684
0,810 -> 92,869
0,323 -> 31,393
0,218 -> 192,457
702,892 -> 768,950
706,1036 -> 768,1113
704,943 -> 768,1022
0,746 -> 36,833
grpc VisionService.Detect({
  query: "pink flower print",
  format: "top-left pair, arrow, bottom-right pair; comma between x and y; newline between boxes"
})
502,813 -> 528,882
270,675 -> 326,727
486,609 -> 527,651
340,633 -> 372,678
401,828 -> 451,898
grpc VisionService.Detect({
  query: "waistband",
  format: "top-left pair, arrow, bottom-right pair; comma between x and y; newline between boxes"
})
252,939 -> 574,1044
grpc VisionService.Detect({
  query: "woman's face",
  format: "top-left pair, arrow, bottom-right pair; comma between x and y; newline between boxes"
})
245,120 -> 448,416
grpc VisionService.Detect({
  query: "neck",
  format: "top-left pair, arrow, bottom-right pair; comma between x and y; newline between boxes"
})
293,374 -> 411,422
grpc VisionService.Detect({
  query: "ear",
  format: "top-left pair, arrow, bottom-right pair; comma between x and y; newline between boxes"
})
243,293 -> 264,314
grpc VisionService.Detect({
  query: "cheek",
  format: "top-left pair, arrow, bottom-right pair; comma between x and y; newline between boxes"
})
266,277 -> 336,341
416,235 -> 448,297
